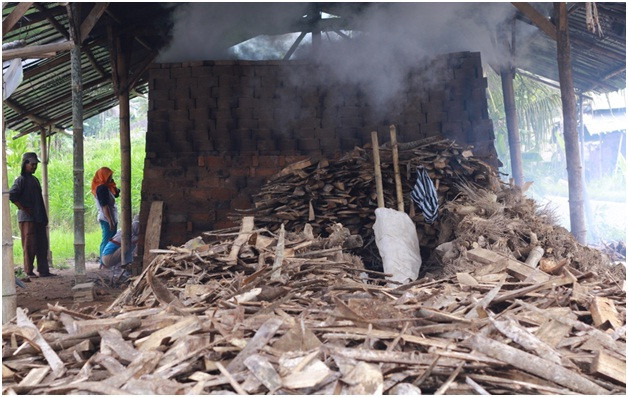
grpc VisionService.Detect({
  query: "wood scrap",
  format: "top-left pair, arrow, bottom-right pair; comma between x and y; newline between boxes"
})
2,207 -> 625,395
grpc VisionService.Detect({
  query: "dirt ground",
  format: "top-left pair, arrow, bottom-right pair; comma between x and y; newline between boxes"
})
15,260 -> 126,317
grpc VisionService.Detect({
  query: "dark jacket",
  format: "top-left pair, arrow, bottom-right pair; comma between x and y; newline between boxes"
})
9,172 -> 48,225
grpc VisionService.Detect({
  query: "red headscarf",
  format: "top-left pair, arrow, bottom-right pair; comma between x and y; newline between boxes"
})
91,167 -> 118,196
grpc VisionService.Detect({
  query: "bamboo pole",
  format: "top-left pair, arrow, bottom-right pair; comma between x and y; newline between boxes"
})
555,2 -> 586,244
40,128 -> 52,265
67,3 -> 86,279
389,125 -> 404,212
371,131 -> 385,208
2,114 -> 17,323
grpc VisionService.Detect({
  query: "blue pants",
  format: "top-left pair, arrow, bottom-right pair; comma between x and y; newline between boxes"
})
99,220 -> 117,264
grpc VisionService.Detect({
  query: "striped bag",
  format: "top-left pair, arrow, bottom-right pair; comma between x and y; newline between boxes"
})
410,166 -> 439,223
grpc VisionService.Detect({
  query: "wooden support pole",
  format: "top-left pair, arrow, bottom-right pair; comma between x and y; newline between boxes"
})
67,3 -> 86,280
39,128 -> 52,265
2,114 -> 17,324
371,131 -> 385,208
389,125 -> 404,212
555,2 -> 586,244
116,33 -> 132,268
501,68 -> 525,186
119,96 -> 132,267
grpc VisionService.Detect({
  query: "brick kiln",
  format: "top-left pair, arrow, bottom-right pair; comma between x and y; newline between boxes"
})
138,51 -> 497,261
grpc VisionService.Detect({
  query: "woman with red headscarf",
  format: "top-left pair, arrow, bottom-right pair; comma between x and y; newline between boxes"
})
91,167 -> 120,267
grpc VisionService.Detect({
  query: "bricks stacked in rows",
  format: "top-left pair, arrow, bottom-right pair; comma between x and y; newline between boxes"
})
142,52 -> 497,247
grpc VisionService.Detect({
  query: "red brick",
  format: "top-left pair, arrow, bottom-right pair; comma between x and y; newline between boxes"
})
205,155 -> 226,168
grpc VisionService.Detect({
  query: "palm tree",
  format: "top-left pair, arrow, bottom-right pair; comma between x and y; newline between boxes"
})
486,68 -> 564,182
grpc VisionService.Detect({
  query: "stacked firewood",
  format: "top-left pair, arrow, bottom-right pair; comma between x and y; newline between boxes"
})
2,216 -> 625,395
235,136 -> 500,268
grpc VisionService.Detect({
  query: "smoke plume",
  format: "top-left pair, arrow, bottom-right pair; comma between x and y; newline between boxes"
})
158,2 -> 539,107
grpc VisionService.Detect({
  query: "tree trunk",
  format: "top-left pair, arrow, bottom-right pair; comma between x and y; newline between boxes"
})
555,2 -> 586,244
67,3 -> 86,279
501,67 -> 524,186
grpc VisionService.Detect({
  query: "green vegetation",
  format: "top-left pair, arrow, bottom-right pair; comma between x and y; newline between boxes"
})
6,98 -> 147,268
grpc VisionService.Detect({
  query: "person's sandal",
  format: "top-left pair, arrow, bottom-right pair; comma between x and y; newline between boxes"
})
39,272 -> 57,277
26,272 -> 38,278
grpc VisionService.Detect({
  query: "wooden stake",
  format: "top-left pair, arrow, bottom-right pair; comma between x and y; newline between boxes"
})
371,131 -> 384,208
389,125 -> 404,212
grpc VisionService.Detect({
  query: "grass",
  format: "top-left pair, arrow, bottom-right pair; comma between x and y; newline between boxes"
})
12,229 -> 102,269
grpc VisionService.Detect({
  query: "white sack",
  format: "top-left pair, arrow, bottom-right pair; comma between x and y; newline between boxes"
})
373,207 -> 422,284
3,58 -> 23,100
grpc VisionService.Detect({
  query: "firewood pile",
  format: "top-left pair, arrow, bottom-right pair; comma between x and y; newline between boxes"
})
2,214 -> 626,395
234,136 -> 500,269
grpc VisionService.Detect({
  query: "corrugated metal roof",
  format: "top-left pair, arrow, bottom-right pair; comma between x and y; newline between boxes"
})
2,2 -> 626,138
2,2 -> 174,137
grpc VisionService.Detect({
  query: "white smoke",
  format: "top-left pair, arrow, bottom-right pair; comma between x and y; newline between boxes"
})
158,2 -> 539,108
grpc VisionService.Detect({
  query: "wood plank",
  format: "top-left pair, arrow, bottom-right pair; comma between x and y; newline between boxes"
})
143,201 -> 164,269
244,354 -> 282,392
226,317 -> 283,373
136,316 -> 202,351
15,308 -> 65,378
467,248 -> 549,282
591,350 -> 626,385
228,216 -> 254,263
589,296 -> 622,329
17,366 -> 49,387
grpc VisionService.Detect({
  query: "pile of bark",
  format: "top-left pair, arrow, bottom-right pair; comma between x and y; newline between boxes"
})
2,216 -> 626,395
235,136 -> 500,269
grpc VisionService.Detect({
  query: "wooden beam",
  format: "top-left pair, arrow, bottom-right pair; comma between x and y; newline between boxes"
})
3,99 -> 55,135
587,65 -> 626,92
2,41 -> 74,61
123,50 -> 158,94
33,2 -> 68,39
512,2 -> 556,41
22,38 -> 107,80
80,3 -> 109,43
107,21 -> 120,95
2,2 -> 33,37
284,31 -> 306,61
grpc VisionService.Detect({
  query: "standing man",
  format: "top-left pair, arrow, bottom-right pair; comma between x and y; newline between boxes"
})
9,152 -> 55,277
